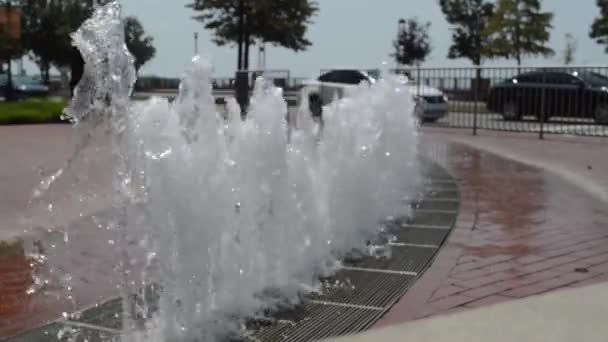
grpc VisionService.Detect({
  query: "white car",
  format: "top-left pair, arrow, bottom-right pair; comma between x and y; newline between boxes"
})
298,69 -> 449,122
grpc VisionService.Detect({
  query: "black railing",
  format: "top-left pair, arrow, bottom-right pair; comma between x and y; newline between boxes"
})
399,66 -> 608,138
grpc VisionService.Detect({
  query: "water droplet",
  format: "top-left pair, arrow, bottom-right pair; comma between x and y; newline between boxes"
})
385,152 -> 391,157
304,237 -> 311,247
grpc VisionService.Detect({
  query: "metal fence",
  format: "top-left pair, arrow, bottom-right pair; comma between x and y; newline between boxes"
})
136,70 -> 306,92
399,65 -> 608,138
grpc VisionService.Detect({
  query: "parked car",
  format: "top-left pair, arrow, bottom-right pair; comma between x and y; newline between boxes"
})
486,70 -> 608,124
0,75 -> 50,99
298,69 -> 449,122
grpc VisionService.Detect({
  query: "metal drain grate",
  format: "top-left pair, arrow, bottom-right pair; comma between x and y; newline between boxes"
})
253,303 -> 383,342
406,211 -> 457,227
412,199 -> 459,212
74,298 -> 123,330
343,246 -> 436,275
391,227 -> 451,246
307,269 -> 417,308
2,159 -> 458,342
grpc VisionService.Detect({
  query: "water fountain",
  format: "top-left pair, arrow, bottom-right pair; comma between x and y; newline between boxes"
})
28,2 -> 420,341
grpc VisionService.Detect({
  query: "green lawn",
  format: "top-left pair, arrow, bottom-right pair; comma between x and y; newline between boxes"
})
0,98 -> 68,125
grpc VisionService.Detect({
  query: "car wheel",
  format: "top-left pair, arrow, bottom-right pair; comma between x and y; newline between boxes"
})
594,103 -> 608,125
502,100 -> 521,121
309,94 -> 323,118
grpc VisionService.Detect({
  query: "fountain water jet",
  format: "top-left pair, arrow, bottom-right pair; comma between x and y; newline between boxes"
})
32,2 -> 421,341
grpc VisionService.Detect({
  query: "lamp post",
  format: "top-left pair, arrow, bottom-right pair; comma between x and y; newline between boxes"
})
3,0 -> 14,101
235,0 -> 249,115
397,18 -> 406,70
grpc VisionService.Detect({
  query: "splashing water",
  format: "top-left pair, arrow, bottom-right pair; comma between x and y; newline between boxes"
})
35,2 -> 420,341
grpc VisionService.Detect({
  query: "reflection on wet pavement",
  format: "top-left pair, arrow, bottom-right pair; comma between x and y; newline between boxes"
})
379,138 -> 608,325
425,141 -> 608,261
0,209 -> 147,339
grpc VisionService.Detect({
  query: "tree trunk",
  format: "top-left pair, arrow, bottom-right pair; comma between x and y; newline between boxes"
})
244,35 -> 250,71
69,48 -> 85,97
237,0 -> 245,70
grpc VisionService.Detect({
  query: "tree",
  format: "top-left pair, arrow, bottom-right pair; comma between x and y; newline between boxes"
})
590,0 -> 608,53
124,16 -> 156,72
393,18 -> 431,67
484,0 -> 555,66
188,0 -> 319,70
563,33 -> 577,65
439,0 -> 495,66
0,0 -> 24,100
20,0 -> 63,83
20,0 -> 111,92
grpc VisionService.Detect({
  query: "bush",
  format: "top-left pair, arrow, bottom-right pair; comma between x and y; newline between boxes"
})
0,98 -> 68,125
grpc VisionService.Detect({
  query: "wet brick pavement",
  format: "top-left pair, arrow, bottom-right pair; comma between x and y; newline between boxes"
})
377,136 -> 608,327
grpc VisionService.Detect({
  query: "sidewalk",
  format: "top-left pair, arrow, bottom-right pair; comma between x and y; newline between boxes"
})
334,282 -> 608,342
0,125 -> 113,242
377,129 -> 608,326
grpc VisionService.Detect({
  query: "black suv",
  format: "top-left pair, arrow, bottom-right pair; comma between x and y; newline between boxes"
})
486,70 -> 608,124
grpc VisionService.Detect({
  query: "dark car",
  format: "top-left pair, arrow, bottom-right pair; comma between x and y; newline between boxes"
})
486,70 -> 608,124
0,75 -> 50,99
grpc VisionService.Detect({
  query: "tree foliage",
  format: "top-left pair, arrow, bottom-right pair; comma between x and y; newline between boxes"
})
124,16 -> 156,72
20,0 -> 103,83
484,0 -> 554,65
590,0 -> 608,53
393,18 -> 431,66
439,0 -> 495,66
0,1 -> 23,73
0,28 -> 21,62
188,0 -> 319,68
19,0 -> 154,87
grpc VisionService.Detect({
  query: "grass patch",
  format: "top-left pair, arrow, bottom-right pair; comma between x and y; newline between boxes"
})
0,239 -> 25,259
0,98 -> 68,125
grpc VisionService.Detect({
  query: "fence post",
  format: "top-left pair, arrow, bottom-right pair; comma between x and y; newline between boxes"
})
539,69 -> 547,140
473,66 -> 480,136
416,66 -> 421,110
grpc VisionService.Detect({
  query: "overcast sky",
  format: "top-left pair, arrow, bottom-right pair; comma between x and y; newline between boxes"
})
117,0 -> 606,78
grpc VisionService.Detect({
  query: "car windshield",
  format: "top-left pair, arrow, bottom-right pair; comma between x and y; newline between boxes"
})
13,77 -> 42,85
366,69 -> 380,82
576,71 -> 608,87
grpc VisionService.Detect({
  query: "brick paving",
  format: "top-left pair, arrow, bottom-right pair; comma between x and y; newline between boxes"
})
3,125 -> 608,338
377,135 -> 608,327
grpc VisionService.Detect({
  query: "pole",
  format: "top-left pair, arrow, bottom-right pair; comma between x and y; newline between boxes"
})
5,1 -> 14,101
194,32 -> 199,55
539,69 -> 547,140
237,0 -> 244,70
473,67 -> 479,136
235,0 -> 249,115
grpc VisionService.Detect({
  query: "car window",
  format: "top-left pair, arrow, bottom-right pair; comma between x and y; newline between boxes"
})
335,70 -> 368,85
545,73 -> 579,85
514,73 -> 541,83
578,72 -> 608,87
318,71 -> 339,83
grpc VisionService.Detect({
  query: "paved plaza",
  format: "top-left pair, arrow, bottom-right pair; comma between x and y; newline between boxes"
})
1,125 -> 608,340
